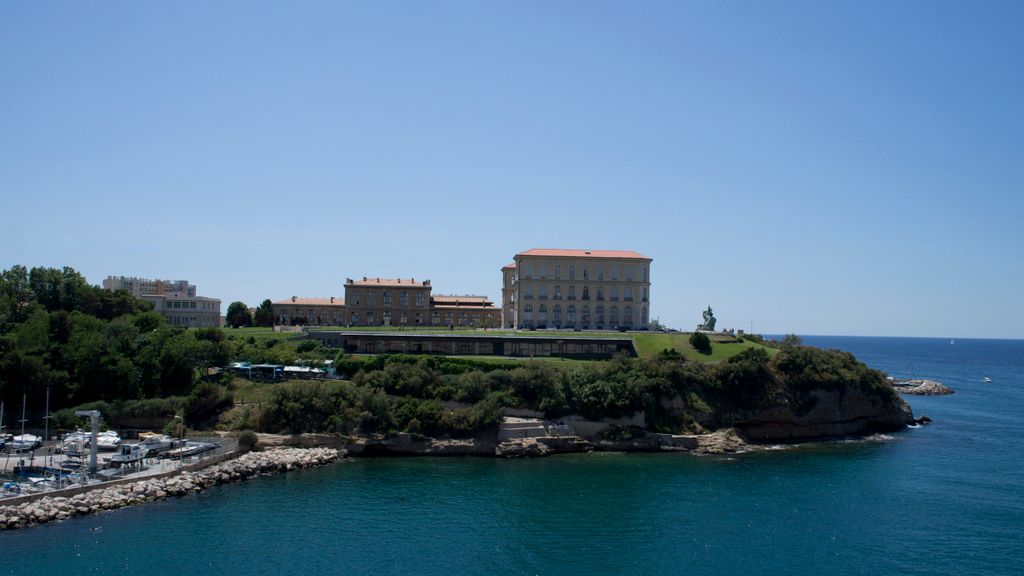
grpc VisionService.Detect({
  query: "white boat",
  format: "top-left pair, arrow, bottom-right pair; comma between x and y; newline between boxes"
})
61,430 -> 90,452
9,434 -> 42,451
983,377 -> 992,383
95,430 -> 121,451
164,441 -> 219,459
138,432 -> 174,455
110,443 -> 149,465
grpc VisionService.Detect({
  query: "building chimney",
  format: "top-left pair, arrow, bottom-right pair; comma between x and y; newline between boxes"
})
330,296 -> 335,303
292,296 -> 296,303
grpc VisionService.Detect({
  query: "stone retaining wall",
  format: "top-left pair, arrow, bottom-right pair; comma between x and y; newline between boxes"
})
0,448 -> 342,531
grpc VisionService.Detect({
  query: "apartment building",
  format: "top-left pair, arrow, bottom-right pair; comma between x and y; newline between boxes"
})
103,275 -> 221,327
501,249 -> 652,330
103,275 -> 196,297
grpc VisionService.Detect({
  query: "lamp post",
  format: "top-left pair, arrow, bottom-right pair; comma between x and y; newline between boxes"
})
173,415 -> 184,469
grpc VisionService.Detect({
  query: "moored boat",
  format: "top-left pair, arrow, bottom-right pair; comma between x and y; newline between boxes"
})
9,434 -> 42,451
95,430 -> 121,451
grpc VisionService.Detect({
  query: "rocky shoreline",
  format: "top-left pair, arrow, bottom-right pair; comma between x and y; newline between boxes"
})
891,378 -> 955,395
0,447 -> 342,531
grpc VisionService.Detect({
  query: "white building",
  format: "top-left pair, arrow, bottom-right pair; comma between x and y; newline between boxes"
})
103,275 -> 220,328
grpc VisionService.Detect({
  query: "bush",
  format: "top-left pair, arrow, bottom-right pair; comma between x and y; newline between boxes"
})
237,429 -> 258,452
184,382 -> 234,426
689,332 -> 712,355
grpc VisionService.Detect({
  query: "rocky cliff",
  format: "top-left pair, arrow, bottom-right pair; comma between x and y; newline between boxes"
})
732,387 -> 914,441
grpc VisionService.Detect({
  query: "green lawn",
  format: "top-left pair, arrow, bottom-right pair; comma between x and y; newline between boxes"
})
221,327 -> 300,341
633,332 -> 774,363
290,325 -> 775,364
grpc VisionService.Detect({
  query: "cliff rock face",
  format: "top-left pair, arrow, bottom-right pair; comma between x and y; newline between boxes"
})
735,388 -> 914,441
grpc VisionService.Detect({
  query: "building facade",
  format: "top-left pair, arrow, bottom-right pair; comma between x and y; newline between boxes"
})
272,277 -> 501,328
501,249 -> 652,330
103,276 -> 196,297
103,275 -> 220,328
271,296 -> 346,326
143,293 -> 222,328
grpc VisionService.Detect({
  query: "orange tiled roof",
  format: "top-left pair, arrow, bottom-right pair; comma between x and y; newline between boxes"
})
501,263 -> 516,270
346,277 -> 430,287
432,295 -> 491,304
273,297 -> 345,306
516,248 -> 651,260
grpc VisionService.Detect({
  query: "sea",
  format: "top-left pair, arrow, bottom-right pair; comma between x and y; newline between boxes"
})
2,336 -> 1022,575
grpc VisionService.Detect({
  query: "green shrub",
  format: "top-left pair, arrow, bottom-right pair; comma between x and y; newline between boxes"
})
237,429 -> 258,452
689,332 -> 712,355
184,382 -> 233,425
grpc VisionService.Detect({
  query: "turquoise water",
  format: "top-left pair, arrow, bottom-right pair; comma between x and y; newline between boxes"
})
3,337 -> 1023,575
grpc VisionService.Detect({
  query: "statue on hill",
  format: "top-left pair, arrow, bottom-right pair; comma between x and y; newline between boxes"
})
697,306 -> 716,332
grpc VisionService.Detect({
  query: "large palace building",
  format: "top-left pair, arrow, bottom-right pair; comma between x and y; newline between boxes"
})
272,277 -> 501,328
501,249 -> 652,330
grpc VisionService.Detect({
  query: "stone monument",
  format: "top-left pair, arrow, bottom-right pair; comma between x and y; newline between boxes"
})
696,306 -> 717,332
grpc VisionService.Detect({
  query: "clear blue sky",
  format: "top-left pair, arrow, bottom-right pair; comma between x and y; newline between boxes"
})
2,1 -> 1022,339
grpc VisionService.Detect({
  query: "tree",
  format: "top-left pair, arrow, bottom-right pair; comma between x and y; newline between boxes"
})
781,333 -> 803,347
254,299 -> 275,327
226,301 -> 253,328
689,332 -> 712,355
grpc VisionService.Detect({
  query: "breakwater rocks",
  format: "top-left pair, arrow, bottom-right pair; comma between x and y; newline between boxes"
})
891,379 -> 955,395
0,448 -> 342,531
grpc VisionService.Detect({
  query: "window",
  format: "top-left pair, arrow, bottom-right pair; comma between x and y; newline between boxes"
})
582,305 -> 590,322
555,285 -> 561,299
383,291 -> 392,305
569,265 -> 575,280
539,304 -> 547,323
582,286 -> 589,300
611,286 -> 618,300
553,304 -> 561,324
597,287 -> 603,300
596,305 -> 605,324
642,287 -> 648,301
626,267 -> 634,281
612,266 -> 619,280
569,285 -> 576,299
383,311 -> 392,325
598,267 -> 604,281
624,306 -> 633,324
368,292 -> 376,305
625,287 -> 633,301
367,312 -> 374,325
416,293 -> 425,307
540,264 -> 547,279
354,291 -> 360,306
400,313 -> 407,325
642,307 -> 648,326
539,285 -> 548,299
610,305 -> 619,325
555,265 -> 561,279
644,266 -> 649,282
526,263 -> 534,279
567,305 -> 576,323
401,291 -> 409,306
583,267 -> 588,280
524,285 -> 534,299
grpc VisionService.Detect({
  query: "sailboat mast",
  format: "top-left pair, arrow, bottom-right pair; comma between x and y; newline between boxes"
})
44,385 -> 50,444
